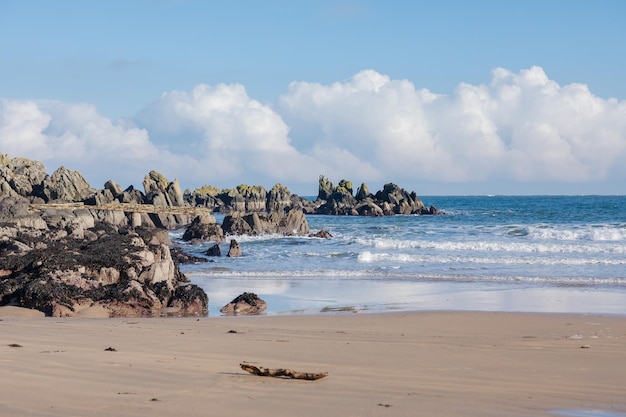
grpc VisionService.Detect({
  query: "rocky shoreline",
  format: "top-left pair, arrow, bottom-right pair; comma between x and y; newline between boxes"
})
1,153 -> 439,317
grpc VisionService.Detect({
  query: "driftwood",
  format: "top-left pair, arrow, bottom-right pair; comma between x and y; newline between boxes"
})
240,363 -> 328,380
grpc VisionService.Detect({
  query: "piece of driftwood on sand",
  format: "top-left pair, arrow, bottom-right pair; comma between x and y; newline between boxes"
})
240,363 -> 328,380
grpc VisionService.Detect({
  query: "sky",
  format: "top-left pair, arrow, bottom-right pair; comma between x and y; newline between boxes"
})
1,0 -> 625,196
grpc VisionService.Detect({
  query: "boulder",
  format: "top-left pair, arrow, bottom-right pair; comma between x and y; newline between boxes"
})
170,247 -> 209,264
0,156 -> 48,197
206,243 -> 221,257
309,230 -> 333,238
226,239 -> 242,257
220,292 -> 267,315
182,215 -> 225,242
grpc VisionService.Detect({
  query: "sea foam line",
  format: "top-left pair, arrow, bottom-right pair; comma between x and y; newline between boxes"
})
354,237 -> 626,255
357,251 -> 626,266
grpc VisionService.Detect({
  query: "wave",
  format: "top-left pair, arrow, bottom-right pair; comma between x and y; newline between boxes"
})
356,250 -> 626,266
184,268 -> 626,286
354,236 -> 626,255
525,224 -> 626,241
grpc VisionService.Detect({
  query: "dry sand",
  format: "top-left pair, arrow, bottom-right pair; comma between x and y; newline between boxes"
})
1,308 -> 625,417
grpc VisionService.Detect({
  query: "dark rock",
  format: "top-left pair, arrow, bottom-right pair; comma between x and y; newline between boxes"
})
170,247 -> 209,264
206,243 -> 221,257
309,230 -> 333,238
226,239 -> 242,257
220,292 -> 267,315
0,222 -> 208,317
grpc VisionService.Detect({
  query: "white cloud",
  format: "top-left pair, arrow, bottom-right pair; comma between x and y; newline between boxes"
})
136,83 -> 323,185
278,66 -> 626,188
2,66 -> 625,194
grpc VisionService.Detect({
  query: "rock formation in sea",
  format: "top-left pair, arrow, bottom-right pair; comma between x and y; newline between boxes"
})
312,175 -> 439,216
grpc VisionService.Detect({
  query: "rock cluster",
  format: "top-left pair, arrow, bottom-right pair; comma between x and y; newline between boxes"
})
311,176 -> 439,216
0,197 -> 207,317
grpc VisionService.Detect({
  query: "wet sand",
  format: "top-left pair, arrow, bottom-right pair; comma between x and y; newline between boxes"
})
1,309 -> 625,417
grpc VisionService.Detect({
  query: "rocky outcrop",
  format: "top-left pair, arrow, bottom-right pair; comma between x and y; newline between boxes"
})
267,183 -> 292,213
143,170 -> 185,207
220,292 -> 267,315
221,208 -> 310,236
0,196 -> 208,317
182,215 -> 225,242
0,155 -> 48,198
313,176 -> 439,216
40,166 -> 95,202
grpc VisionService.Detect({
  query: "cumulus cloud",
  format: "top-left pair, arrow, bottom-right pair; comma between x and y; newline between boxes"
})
278,66 -> 626,189
1,66 -> 625,194
0,98 -> 188,188
135,83 -> 322,184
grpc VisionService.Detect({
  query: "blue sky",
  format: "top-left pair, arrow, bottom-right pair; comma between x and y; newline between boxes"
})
1,0 -> 625,195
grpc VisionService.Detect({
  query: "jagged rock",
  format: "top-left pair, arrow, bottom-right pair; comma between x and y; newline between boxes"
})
104,180 -> 124,198
375,183 -> 425,214
186,185 -> 220,208
40,166 -> 95,202
317,175 -> 334,201
355,182 -> 372,200
0,156 -> 48,197
120,185 -> 145,204
143,171 -> 184,207
237,184 -> 267,212
226,239 -> 242,257
84,189 -> 116,206
267,183 -> 292,213
222,208 -> 310,236
206,243 -> 221,257
182,215 -> 225,242
217,188 -> 246,213
220,292 -> 267,315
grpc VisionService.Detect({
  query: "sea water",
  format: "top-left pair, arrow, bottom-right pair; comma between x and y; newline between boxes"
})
173,195 -> 626,316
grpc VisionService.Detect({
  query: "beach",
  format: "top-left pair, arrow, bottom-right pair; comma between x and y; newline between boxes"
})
2,308 -> 625,417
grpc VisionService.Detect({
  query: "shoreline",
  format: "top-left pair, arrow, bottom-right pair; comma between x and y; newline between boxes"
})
2,310 -> 625,417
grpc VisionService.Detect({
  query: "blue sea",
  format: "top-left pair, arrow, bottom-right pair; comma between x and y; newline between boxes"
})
173,196 -> 626,316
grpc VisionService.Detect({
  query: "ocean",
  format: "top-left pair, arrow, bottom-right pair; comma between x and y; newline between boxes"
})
173,195 -> 626,316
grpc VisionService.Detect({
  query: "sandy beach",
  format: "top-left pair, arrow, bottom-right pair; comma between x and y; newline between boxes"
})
1,308 -> 625,417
